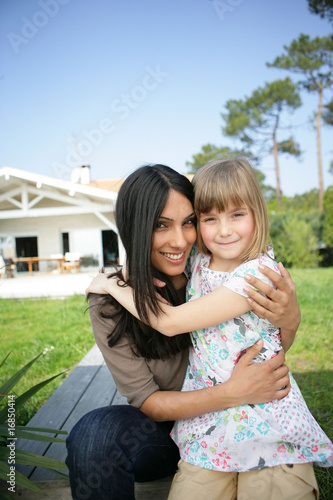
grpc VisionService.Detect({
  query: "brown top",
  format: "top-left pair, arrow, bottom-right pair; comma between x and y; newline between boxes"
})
89,294 -> 189,408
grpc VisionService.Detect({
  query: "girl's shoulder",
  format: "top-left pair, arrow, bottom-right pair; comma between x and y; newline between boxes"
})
233,249 -> 279,277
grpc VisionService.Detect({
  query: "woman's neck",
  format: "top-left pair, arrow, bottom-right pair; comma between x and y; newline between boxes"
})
169,273 -> 187,290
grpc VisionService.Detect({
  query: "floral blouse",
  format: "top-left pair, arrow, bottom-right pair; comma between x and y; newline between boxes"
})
171,248 -> 333,472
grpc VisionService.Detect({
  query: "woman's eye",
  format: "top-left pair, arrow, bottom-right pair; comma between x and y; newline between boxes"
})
156,222 -> 167,229
185,218 -> 196,226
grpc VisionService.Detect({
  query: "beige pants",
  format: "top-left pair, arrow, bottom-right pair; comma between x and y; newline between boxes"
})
167,460 -> 319,500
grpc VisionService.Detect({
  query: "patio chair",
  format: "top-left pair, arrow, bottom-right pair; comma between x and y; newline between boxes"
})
4,258 -> 16,278
62,252 -> 81,273
0,255 -> 5,279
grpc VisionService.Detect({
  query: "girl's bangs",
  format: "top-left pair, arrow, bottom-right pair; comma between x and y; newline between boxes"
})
195,174 -> 254,214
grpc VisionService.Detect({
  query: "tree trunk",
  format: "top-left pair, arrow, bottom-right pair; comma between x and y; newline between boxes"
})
316,88 -> 324,212
273,132 -> 282,211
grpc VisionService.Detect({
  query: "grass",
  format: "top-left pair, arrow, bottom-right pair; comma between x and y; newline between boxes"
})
287,268 -> 333,500
0,294 -> 94,425
0,268 -> 332,497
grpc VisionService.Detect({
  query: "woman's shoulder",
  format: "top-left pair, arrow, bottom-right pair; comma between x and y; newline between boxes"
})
88,293 -> 118,321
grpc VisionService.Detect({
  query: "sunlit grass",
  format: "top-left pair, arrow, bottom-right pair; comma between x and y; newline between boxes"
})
287,268 -> 333,500
0,295 -> 94,424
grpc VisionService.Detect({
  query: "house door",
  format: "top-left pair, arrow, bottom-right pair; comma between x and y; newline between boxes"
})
102,230 -> 119,266
15,236 -> 38,272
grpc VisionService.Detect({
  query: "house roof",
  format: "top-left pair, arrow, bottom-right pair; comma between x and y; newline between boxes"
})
89,178 -> 125,192
0,166 -> 117,220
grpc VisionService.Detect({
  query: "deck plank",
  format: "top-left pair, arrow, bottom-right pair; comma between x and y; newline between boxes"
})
16,345 -> 106,478
30,364 -> 118,481
11,344 -> 173,499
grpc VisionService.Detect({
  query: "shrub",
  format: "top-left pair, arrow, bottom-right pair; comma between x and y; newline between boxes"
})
270,211 -> 321,268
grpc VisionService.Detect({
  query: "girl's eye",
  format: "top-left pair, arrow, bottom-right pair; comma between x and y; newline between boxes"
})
233,212 -> 244,218
202,217 -> 215,223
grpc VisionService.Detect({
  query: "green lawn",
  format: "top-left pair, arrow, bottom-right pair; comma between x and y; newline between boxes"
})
286,268 -> 333,499
0,268 -> 332,497
0,294 -> 94,424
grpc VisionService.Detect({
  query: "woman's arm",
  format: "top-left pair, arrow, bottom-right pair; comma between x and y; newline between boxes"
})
244,262 -> 300,352
87,274 -> 250,336
140,341 -> 290,421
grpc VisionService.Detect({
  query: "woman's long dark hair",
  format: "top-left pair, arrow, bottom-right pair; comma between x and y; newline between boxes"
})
95,164 -> 194,360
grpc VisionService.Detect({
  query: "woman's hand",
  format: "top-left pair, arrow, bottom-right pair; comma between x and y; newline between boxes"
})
85,273 -> 119,296
243,262 -> 300,351
226,340 -> 290,406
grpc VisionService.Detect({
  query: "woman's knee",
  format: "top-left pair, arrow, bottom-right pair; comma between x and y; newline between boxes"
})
66,405 -> 133,464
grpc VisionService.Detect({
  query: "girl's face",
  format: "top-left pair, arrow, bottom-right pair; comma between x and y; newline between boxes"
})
199,202 -> 255,272
151,189 -> 197,278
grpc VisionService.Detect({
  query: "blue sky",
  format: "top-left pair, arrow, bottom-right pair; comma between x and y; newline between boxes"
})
0,0 -> 332,196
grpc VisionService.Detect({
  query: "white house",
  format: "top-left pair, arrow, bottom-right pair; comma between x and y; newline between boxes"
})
0,166 -> 124,273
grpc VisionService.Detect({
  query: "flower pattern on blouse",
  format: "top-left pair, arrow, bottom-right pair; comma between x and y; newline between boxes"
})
171,247 -> 333,472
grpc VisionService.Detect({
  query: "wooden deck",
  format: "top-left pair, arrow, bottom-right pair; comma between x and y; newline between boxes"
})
4,345 -> 173,499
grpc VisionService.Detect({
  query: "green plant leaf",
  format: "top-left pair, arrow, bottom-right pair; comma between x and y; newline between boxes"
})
0,352 -> 11,371
0,426 -> 66,443
15,425 -> 68,435
42,467 -> 69,479
0,353 -> 43,402
0,447 -> 67,470
0,460 -> 45,494
0,490 -> 13,500
0,370 -> 67,422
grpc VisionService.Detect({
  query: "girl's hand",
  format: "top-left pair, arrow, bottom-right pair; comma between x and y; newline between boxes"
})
85,273 -> 119,296
244,262 -> 301,334
227,340 -> 290,405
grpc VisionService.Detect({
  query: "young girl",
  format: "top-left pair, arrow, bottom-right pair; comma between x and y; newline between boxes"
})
92,158 -> 332,499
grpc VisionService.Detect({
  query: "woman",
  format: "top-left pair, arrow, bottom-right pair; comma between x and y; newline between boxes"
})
66,164 -> 300,500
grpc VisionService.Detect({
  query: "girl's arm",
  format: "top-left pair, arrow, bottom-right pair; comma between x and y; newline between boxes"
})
86,263 -> 300,349
140,342 -> 290,421
87,274 -> 251,336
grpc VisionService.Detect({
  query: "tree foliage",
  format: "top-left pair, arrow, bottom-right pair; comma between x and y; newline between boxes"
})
323,98 -> 333,125
323,186 -> 333,247
221,78 -> 302,211
267,34 -> 333,211
308,0 -> 333,23
185,144 -> 275,201
185,144 -> 255,173
270,212 -> 321,268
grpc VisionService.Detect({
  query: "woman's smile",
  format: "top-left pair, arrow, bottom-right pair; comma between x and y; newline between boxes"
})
151,190 -> 197,276
160,251 -> 186,261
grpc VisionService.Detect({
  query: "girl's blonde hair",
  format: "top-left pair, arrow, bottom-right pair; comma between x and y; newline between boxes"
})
192,156 -> 270,262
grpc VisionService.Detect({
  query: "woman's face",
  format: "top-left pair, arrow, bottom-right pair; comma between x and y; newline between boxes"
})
151,189 -> 197,277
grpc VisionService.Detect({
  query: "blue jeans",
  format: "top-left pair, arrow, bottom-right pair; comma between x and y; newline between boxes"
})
65,405 -> 180,500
